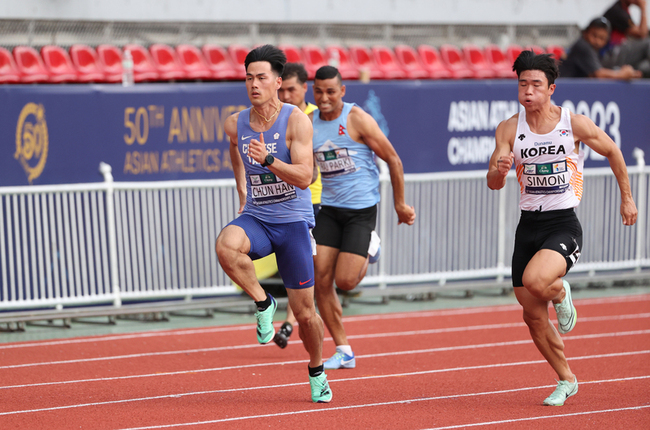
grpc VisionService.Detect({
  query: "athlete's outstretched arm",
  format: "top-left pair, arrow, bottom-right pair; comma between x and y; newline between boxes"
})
247,107 -> 314,189
225,113 -> 247,214
487,116 -> 516,190
571,113 -> 638,226
348,106 -> 415,225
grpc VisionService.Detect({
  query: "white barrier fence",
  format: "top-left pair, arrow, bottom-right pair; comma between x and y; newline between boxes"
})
1,156 -> 648,317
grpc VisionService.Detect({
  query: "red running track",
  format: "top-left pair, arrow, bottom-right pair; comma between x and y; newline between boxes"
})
0,294 -> 649,429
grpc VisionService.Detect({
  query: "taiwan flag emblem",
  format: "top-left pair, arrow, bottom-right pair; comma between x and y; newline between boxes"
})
338,125 -> 346,135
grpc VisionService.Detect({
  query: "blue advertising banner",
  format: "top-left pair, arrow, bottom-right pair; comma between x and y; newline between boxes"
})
1,79 -> 648,186
342,79 -> 650,173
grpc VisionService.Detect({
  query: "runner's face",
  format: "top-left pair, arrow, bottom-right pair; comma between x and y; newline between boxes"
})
245,61 -> 281,106
517,70 -> 555,110
278,76 -> 307,106
313,78 -> 345,114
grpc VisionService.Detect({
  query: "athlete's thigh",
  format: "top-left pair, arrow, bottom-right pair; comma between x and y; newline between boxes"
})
522,248 -> 567,289
334,251 -> 369,280
224,214 -> 273,260
273,221 -> 315,289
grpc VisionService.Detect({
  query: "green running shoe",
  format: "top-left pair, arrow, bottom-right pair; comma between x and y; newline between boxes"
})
554,280 -> 577,334
543,378 -> 578,406
255,295 -> 277,344
309,372 -> 332,403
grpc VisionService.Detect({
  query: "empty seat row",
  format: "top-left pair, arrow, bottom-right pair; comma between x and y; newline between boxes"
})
0,43 -> 566,84
0,44 -> 250,84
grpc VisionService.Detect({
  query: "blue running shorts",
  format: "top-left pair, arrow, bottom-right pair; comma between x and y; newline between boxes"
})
227,214 -> 315,289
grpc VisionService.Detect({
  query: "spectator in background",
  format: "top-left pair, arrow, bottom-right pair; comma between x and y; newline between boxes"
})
601,0 -> 650,75
559,17 -> 643,79
604,0 -> 648,46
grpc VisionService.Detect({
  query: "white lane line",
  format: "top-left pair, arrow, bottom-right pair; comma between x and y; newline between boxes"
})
2,293 -> 647,350
1,367 -> 648,420
1,325 -> 649,372
109,376 -> 650,429
0,337 -> 647,402
423,404 -> 650,429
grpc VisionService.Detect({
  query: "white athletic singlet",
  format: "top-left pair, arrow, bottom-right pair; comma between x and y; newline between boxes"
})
513,107 -> 584,211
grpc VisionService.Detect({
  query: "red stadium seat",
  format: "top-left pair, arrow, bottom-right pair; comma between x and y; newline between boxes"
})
393,45 -> 430,79
462,44 -> 496,79
0,47 -> 21,83
175,44 -> 214,80
123,44 -> 160,82
201,45 -> 240,80
301,44 -> 327,79
13,46 -> 51,83
439,44 -> 474,79
546,44 -> 566,61
416,45 -> 452,79
505,44 -> 524,66
96,44 -> 124,83
371,45 -> 407,79
484,44 -> 517,79
40,45 -> 79,83
348,45 -> 384,79
325,45 -> 359,80
149,43 -> 187,81
69,44 -> 107,83
228,44 -> 249,78
278,44 -> 304,65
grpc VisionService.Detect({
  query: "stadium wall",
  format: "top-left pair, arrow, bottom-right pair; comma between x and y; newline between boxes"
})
1,80 -> 649,187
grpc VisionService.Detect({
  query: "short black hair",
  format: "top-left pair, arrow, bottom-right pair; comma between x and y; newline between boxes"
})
282,62 -> 308,84
585,16 -> 611,33
244,45 -> 286,77
512,50 -> 560,85
314,65 -> 342,83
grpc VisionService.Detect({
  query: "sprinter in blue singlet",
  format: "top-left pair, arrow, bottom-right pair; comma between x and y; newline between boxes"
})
310,66 -> 416,370
216,45 -> 331,403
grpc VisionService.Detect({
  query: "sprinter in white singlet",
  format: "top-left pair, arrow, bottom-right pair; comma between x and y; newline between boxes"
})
487,50 -> 637,406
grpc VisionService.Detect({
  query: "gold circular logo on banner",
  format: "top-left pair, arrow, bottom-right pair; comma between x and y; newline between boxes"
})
15,103 -> 48,184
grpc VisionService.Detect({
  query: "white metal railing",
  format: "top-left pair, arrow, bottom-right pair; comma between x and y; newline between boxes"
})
0,154 -> 648,314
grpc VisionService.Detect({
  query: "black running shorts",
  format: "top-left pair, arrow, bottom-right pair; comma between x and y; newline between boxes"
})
512,208 -> 583,287
312,205 -> 377,257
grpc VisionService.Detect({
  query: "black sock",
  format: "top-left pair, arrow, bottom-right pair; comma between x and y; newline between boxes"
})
308,364 -> 324,378
255,294 -> 271,311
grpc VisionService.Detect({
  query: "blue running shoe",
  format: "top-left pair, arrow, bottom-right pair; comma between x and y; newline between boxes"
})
309,372 -> 332,403
255,295 -> 277,344
323,350 -> 356,369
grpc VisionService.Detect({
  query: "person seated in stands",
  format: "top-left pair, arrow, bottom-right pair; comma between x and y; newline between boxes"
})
559,17 -> 644,79
604,0 -> 648,46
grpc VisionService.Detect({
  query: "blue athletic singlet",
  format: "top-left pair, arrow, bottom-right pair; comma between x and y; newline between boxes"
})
236,104 -> 314,226
312,102 -> 380,209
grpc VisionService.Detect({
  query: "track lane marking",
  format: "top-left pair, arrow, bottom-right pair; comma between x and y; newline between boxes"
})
422,404 -> 650,429
2,294 -> 648,350
1,324 -> 649,371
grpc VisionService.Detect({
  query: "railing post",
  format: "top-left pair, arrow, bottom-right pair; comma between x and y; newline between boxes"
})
99,162 -> 121,307
496,176 -> 509,282
377,159 -> 390,296
633,148 -> 646,272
